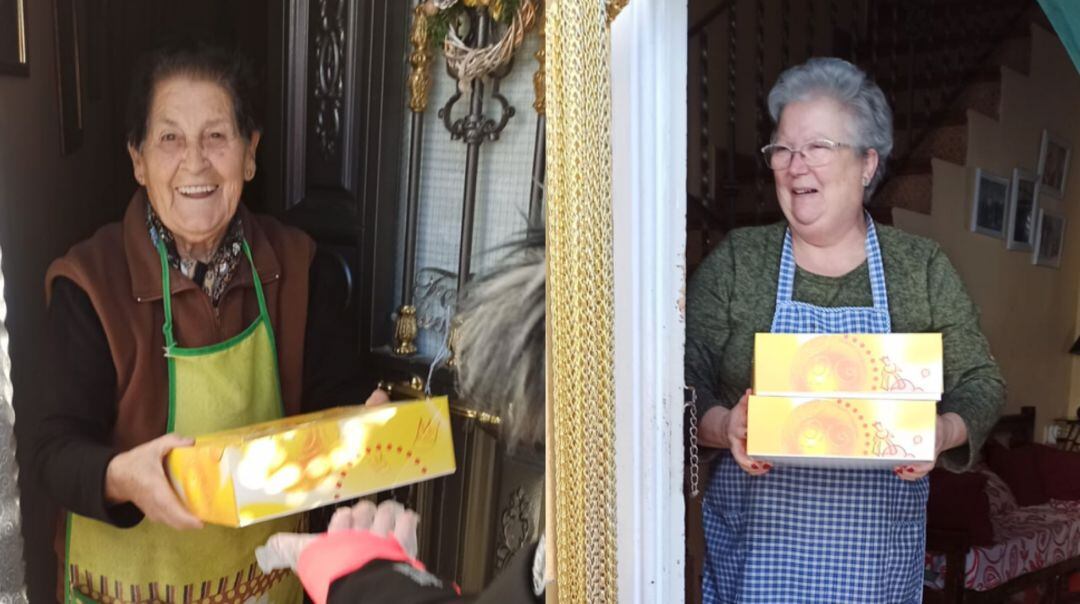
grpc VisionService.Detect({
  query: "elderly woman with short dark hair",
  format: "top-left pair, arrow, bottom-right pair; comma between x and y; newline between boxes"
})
26,42 -> 383,603
686,57 -> 1005,603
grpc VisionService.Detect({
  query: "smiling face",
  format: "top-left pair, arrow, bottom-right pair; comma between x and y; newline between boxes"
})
773,96 -> 877,241
128,76 -> 259,254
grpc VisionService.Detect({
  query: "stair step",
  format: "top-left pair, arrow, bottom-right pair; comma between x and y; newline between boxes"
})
892,158 -> 933,177
861,25 -> 1010,55
990,34 -> 1032,74
879,72 -> 997,139
883,63 -> 999,96
869,0 -> 1024,19
909,123 -> 968,164
952,79 -> 1002,119
875,172 -> 933,215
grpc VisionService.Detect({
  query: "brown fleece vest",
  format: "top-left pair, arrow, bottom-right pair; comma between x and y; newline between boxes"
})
44,190 -> 315,450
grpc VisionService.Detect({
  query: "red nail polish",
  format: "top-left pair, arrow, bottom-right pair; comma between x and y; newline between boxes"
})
904,467 -> 913,473
751,463 -> 759,470
763,463 -> 773,470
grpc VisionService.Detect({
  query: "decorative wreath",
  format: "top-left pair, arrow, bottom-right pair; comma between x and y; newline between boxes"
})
421,0 -> 539,90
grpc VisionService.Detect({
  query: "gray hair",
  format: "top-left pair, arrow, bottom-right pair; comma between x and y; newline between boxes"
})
766,57 -> 893,202
454,234 -> 545,449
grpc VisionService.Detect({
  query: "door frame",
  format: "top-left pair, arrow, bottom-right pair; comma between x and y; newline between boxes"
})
611,0 -> 689,602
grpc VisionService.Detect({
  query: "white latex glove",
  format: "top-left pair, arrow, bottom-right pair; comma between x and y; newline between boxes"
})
256,499 -> 420,572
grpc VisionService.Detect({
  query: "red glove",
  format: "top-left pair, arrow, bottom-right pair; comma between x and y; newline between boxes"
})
296,529 -> 426,604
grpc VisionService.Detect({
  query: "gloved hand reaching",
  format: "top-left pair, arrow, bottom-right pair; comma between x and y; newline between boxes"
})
257,499 -> 423,604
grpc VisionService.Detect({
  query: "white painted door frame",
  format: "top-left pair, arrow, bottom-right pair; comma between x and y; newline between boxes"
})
612,1 -> 688,602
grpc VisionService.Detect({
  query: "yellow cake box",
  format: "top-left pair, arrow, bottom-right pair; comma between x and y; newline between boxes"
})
166,397 -> 456,527
754,333 -> 943,400
746,395 -> 936,468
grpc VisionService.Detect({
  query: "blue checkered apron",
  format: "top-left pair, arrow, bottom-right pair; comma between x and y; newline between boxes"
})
701,220 -> 929,604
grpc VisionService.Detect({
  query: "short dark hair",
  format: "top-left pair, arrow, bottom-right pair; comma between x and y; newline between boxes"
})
125,40 -> 260,148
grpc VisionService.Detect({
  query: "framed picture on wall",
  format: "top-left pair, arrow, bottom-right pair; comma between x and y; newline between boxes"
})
970,168 -> 1010,239
1005,168 -> 1040,251
0,0 -> 29,76
1032,208 -> 1067,268
1037,130 -> 1071,198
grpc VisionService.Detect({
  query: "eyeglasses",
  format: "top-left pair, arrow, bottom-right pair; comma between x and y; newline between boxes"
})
760,139 -> 854,171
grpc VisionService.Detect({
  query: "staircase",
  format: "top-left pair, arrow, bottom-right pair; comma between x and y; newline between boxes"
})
877,14 -> 1043,214
687,0 -> 1039,270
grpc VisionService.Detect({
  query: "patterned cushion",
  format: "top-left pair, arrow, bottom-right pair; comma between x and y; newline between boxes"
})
977,465 -> 1018,517
926,500 -> 1080,591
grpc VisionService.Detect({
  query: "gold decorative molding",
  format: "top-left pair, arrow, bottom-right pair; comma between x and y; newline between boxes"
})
408,3 -> 434,113
380,377 -> 501,428
393,305 -> 419,356
605,0 -> 629,24
379,376 -> 425,399
546,0 -> 618,600
451,405 -> 502,428
489,0 -> 507,22
533,16 -> 545,115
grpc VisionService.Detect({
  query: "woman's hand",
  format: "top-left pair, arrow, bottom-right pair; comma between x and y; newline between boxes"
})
104,433 -> 203,530
699,389 -> 771,476
364,389 -> 390,407
895,412 -> 968,481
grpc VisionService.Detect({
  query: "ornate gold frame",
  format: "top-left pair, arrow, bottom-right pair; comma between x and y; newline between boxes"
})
546,1 -> 625,601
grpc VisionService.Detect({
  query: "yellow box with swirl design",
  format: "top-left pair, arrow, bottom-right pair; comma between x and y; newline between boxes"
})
754,333 -> 942,400
746,396 -> 936,468
166,397 -> 455,527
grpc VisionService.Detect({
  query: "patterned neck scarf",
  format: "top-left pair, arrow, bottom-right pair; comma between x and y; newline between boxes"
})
146,202 -> 245,306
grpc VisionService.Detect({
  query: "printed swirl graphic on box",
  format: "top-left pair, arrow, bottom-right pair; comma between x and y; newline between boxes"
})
756,333 -> 942,398
167,397 -> 456,527
756,397 -> 933,460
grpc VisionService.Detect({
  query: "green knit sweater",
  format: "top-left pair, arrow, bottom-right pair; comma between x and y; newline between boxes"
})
685,221 -> 1006,471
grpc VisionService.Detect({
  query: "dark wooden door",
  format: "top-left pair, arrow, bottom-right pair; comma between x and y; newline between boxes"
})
264,0 -> 409,371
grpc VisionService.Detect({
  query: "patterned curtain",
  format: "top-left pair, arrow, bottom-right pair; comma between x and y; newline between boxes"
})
0,240 -> 28,602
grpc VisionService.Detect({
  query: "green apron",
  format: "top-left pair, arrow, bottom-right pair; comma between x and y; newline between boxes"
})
65,240 -> 303,604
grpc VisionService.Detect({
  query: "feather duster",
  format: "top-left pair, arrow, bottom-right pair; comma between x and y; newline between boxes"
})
454,232 -> 545,449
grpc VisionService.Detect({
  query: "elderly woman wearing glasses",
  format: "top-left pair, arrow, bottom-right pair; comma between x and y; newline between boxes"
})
686,57 -> 1004,603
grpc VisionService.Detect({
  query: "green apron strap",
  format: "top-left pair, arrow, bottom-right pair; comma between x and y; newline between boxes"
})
156,239 -> 178,350
157,238 -> 273,348
241,240 -> 285,418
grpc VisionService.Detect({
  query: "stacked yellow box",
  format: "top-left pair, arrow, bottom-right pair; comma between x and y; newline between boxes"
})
166,397 -> 456,527
747,334 -> 942,468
